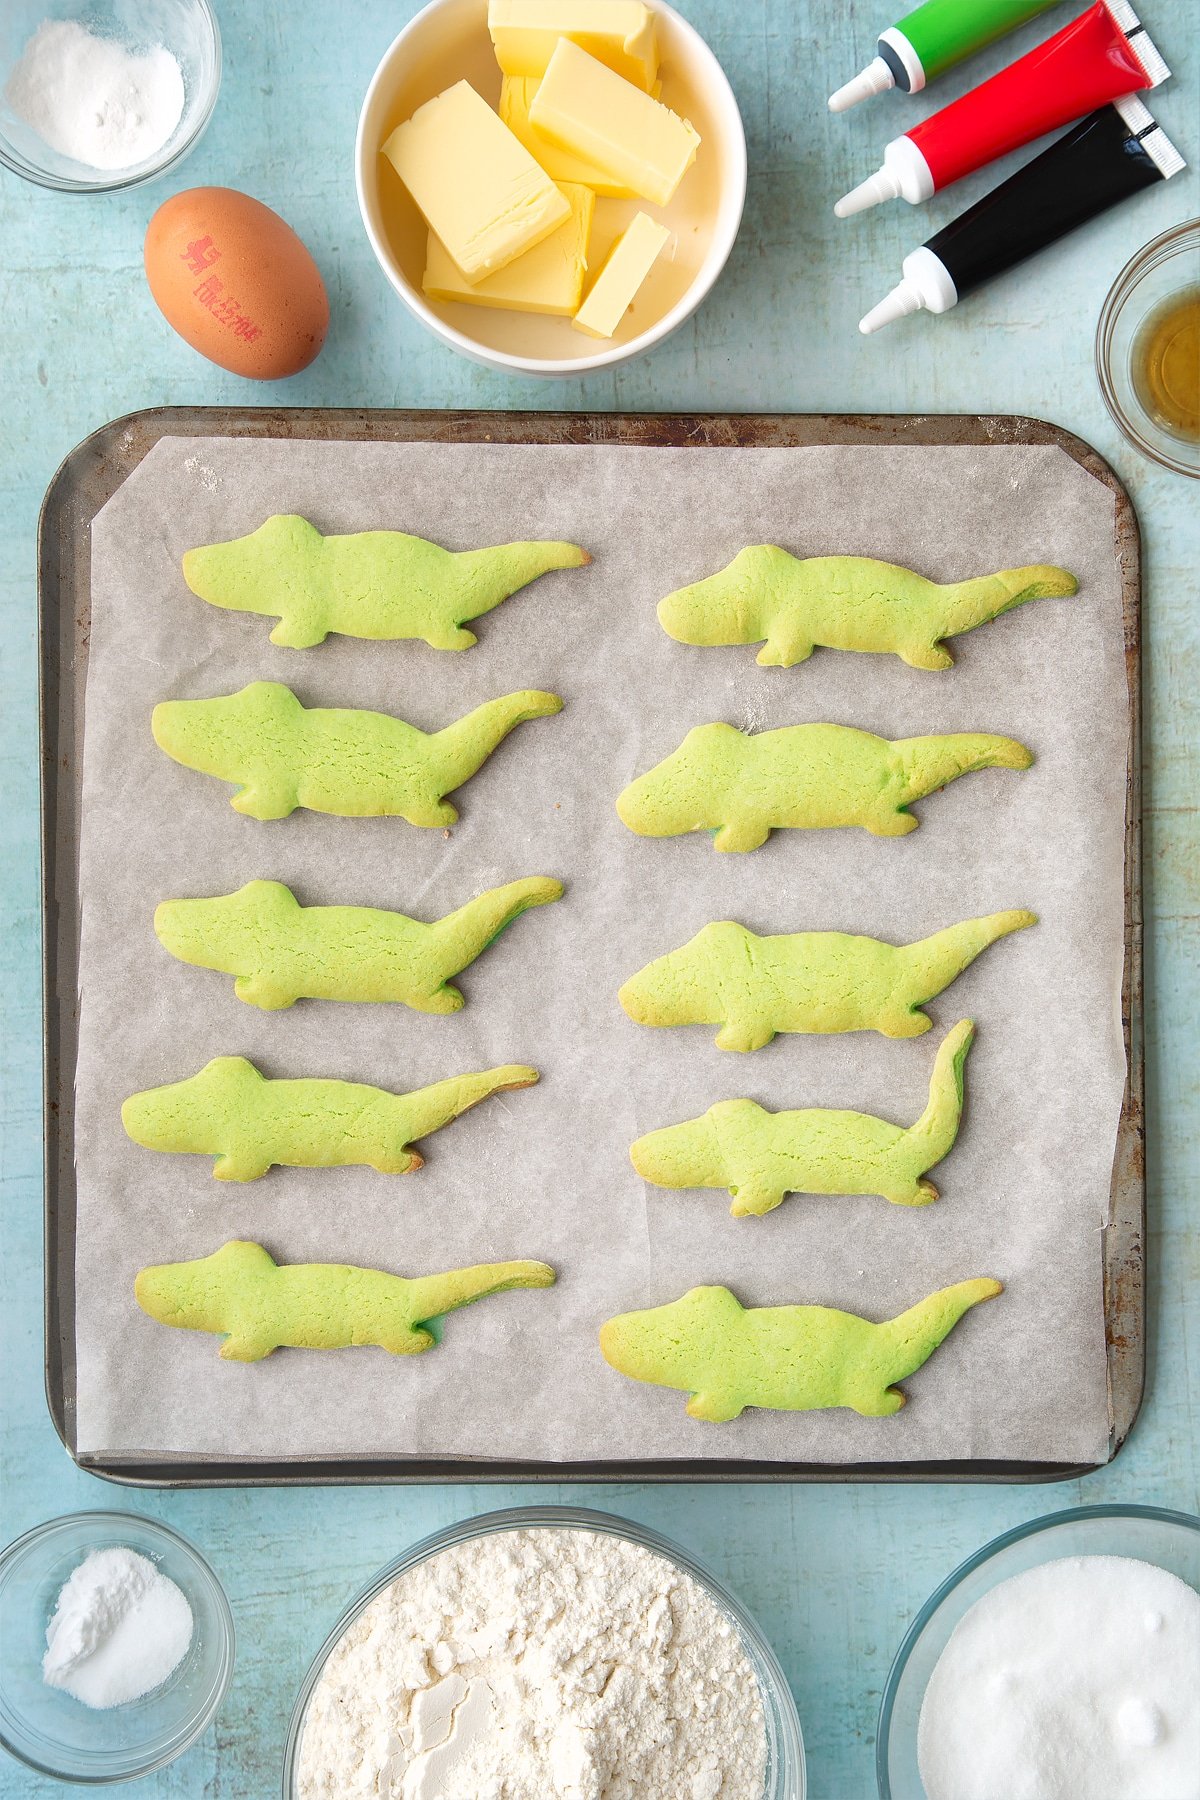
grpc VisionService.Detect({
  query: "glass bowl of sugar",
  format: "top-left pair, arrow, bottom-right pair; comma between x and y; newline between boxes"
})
0,1510 -> 234,1782
877,1503 -> 1200,1800
0,0 -> 220,192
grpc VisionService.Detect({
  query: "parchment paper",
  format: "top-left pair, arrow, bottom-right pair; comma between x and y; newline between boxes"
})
73,437 -> 1127,1465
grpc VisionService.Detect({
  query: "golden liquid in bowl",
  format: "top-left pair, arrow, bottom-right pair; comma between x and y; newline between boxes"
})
1131,286 -> 1200,443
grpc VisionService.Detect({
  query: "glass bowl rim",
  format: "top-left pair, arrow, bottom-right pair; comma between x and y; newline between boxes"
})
875,1500 -> 1200,1799
0,1508 -> 236,1784
282,1502 -> 805,1799
1095,216 -> 1200,479
0,0 -> 222,194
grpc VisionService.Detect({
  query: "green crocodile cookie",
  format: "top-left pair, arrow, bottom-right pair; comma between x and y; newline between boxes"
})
135,1240 -> 556,1361
182,515 -> 590,649
122,1058 -> 539,1181
619,910 -> 1034,1049
657,551 -> 1077,670
631,1019 -> 974,1214
154,875 -> 563,1012
599,1277 -> 1002,1419
616,723 -> 1033,850
152,682 -> 563,824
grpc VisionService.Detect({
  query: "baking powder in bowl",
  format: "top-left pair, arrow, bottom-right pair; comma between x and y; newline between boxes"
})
42,1546 -> 193,1709
296,1527 -> 768,1799
917,1553 -> 1200,1800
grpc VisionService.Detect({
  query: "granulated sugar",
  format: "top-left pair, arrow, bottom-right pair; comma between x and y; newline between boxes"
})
918,1553 -> 1200,1800
5,20 -> 184,172
42,1545 -> 193,1709
297,1526 -> 769,1800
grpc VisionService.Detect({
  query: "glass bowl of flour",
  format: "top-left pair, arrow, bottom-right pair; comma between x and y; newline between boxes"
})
284,1505 -> 806,1800
0,0 -> 220,191
877,1503 -> 1200,1800
0,1510 -> 234,1782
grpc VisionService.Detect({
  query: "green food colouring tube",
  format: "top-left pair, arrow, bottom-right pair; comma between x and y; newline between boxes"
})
829,0 -> 1063,112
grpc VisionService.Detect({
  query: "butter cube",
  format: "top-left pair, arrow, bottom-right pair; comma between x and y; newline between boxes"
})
424,183 -> 595,316
500,76 -> 640,197
573,210 -> 669,338
530,39 -> 700,208
488,0 -> 658,91
382,80 -> 570,283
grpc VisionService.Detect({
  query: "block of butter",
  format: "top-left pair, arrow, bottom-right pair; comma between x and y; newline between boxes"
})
573,210 -> 670,338
530,39 -> 700,208
500,76 -> 641,196
382,79 -> 570,283
424,183 -> 595,316
488,0 -> 658,91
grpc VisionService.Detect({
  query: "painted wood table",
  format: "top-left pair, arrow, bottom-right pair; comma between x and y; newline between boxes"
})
1,3 -> 1196,1794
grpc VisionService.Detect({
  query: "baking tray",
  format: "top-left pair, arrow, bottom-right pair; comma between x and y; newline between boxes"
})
39,408 -> 1144,1487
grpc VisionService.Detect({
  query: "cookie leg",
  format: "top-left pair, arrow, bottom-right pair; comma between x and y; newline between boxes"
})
424,625 -> 478,651
405,799 -> 459,829
411,984 -> 466,1016
686,1389 -> 745,1422
729,1180 -> 786,1217
712,820 -> 771,854
380,1325 -> 435,1355
852,1385 -> 907,1417
212,1150 -> 273,1182
268,611 -> 329,650
231,782 -> 298,821
756,636 -> 813,669
878,1006 -> 932,1039
864,808 -> 919,838
885,1178 -> 939,1207
233,973 -> 297,1011
714,1019 -> 776,1053
218,1329 -> 277,1362
899,641 -> 954,672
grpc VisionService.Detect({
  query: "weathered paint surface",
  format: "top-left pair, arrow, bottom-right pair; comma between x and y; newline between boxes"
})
1,3 -> 1196,1795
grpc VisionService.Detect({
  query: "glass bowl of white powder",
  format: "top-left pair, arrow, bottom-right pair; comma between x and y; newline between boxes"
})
0,1510 -> 234,1782
877,1503 -> 1200,1800
284,1504 -> 805,1800
0,0 -> 220,192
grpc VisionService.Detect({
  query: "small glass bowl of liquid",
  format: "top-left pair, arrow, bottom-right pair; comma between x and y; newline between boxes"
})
1097,219 -> 1200,478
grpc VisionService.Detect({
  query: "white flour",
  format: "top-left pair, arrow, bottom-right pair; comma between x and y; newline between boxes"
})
297,1527 -> 769,1800
4,20 -> 184,172
918,1554 -> 1200,1800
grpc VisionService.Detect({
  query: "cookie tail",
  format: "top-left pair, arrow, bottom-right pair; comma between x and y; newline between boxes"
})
893,734 -> 1033,806
874,1278 -> 1002,1389
901,1021 -> 974,1166
936,565 -> 1078,637
403,1260 -> 556,1327
898,911 -> 1036,1008
428,691 -> 563,793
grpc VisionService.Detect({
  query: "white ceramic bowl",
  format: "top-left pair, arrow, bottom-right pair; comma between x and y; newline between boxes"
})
355,0 -> 747,376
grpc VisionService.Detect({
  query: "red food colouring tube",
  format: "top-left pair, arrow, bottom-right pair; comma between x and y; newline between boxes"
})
835,0 -> 1170,217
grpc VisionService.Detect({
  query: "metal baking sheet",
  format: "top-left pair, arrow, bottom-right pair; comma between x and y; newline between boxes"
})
39,408 -> 1143,1487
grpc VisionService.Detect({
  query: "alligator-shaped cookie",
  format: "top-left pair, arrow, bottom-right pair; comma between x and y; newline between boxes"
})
616,723 -> 1032,850
619,910 -> 1033,1049
631,1019 -> 974,1214
599,1276 -> 1002,1418
181,514 -> 590,649
122,1058 -> 539,1181
135,1240 -> 556,1361
657,551 -> 1077,669
152,682 -> 563,823
155,875 -> 563,1012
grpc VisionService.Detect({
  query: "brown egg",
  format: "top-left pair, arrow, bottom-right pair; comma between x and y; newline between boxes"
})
144,188 -> 329,379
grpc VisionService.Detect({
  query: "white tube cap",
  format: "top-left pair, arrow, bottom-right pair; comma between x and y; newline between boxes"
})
860,247 -> 958,335
835,136 -> 935,217
828,56 -> 895,113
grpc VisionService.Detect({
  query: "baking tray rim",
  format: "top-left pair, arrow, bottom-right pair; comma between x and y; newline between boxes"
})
38,405 -> 1145,1487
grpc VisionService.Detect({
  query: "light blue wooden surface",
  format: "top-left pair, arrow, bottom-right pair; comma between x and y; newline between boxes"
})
1,3 -> 1197,1794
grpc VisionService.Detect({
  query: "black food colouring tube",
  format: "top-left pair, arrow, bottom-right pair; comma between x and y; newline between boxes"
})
860,96 -> 1185,333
